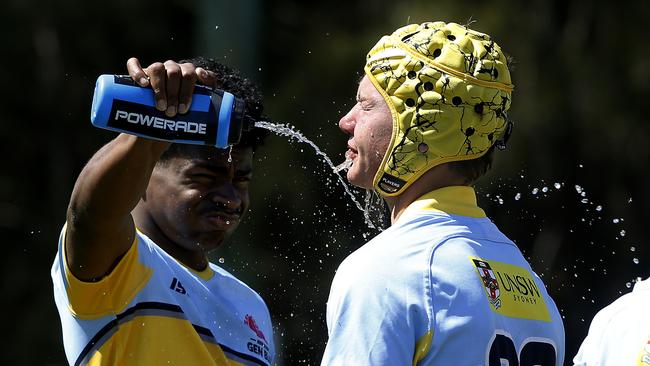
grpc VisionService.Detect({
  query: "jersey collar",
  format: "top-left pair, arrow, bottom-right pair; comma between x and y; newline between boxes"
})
399,186 -> 487,220
185,264 -> 215,281
136,228 -> 215,281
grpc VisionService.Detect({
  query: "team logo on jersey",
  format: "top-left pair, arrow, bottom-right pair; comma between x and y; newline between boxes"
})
470,257 -> 551,322
472,259 -> 502,309
245,314 -> 272,363
169,277 -> 186,295
245,314 -> 267,343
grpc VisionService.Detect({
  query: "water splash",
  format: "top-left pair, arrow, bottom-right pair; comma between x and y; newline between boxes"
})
255,121 -> 378,229
334,158 -> 353,173
483,172 -> 640,290
363,189 -> 387,227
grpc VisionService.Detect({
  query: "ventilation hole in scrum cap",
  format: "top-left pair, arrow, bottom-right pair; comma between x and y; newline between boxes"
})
452,96 -> 462,105
465,127 -> 475,136
418,143 -> 429,153
407,71 -> 417,79
474,103 -> 484,114
433,49 -> 442,58
405,98 -> 416,107
424,82 -> 434,91
447,34 -> 456,41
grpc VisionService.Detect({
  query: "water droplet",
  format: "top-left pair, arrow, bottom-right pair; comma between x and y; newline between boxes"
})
613,218 -> 620,224
532,188 -> 539,195
575,185 -> 583,194
580,199 -> 588,204
620,230 -> 626,237
542,186 -> 549,193
626,282 -> 632,288
630,246 -> 636,252
633,258 -> 639,264
514,193 -> 521,201
595,205 -> 602,211
218,257 -> 225,264
554,182 -> 562,189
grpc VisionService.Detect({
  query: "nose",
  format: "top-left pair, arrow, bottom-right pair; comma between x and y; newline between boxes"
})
210,183 -> 242,211
338,108 -> 356,136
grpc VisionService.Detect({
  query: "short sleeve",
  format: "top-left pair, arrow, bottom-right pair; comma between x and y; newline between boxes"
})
52,224 -> 153,319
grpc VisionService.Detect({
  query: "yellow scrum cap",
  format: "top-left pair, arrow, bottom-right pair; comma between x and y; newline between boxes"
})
365,21 -> 514,196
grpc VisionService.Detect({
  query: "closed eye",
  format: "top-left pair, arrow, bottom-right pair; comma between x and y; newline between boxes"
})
359,101 -> 373,111
191,173 -> 215,179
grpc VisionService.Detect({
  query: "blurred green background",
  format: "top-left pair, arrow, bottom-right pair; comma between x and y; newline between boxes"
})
2,0 -> 649,364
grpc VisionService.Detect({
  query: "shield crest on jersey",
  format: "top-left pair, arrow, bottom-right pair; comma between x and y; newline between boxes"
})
472,259 -> 502,309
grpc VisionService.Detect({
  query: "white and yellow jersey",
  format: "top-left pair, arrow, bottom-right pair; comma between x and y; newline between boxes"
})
51,225 -> 274,366
574,278 -> 650,366
322,186 -> 565,366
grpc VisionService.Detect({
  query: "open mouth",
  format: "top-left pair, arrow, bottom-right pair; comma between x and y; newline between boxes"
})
346,145 -> 358,160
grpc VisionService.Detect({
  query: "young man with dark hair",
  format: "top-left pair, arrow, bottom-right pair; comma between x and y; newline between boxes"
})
322,22 -> 565,365
52,57 -> 274,366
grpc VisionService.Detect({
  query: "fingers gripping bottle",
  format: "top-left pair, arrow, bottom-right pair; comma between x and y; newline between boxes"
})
90,75 -> 255,148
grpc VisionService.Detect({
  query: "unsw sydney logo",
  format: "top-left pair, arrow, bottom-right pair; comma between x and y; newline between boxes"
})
471,258 -> 551,322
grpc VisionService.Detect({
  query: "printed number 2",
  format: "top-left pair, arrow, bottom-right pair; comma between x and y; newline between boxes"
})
488,333 -> 556,366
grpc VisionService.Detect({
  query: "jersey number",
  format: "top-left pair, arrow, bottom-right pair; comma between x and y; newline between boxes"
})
488,333 -> 556,366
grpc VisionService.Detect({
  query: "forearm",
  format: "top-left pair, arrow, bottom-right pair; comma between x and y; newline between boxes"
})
63,58 -> 213,281
68,134 -> 169,228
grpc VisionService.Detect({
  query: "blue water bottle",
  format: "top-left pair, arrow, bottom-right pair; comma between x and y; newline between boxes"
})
90,75 -> 254,148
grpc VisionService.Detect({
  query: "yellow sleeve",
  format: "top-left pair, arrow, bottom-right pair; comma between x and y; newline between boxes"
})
61,226 -> 153,319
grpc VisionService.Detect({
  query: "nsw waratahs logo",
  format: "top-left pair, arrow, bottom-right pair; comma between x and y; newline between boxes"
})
472,259 -> 502,309
245,314 -> 267,343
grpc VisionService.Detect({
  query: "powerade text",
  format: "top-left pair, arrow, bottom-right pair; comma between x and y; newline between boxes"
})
115,110 -> 207,135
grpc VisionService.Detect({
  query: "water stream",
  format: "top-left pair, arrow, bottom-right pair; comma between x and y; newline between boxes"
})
255,121 -> 379,230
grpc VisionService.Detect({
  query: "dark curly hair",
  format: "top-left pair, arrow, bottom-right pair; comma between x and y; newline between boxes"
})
159,57 -> 268,161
